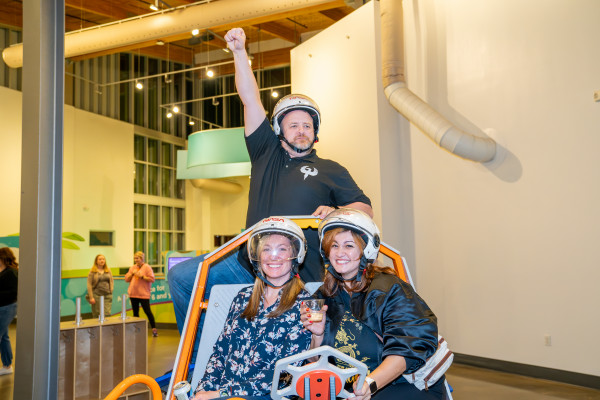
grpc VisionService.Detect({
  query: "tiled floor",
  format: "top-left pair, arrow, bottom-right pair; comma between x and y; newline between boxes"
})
1,325 -> 599,399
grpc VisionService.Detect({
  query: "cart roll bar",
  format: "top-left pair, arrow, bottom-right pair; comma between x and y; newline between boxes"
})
165,216 -> 410,400
103,374 -> 162,400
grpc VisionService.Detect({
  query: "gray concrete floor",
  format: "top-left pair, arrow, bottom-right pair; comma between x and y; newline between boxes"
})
0,325 -> 598,399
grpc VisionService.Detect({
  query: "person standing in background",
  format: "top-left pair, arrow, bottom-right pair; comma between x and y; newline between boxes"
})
125,251 -> 158,337
86,254 -> 114,318
0,248 -> 18,376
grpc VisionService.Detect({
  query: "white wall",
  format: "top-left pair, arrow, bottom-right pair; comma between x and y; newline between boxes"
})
0,88 -> 22,239
62,107 -> 134,270
184,177 -> 249,252
290,2 -> 411,261
293,0 -> 600,376
405,0 -> 600,376
0,86 -> 135,270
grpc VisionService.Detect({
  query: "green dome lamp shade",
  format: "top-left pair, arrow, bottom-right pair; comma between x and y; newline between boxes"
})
177,127 -> 251,180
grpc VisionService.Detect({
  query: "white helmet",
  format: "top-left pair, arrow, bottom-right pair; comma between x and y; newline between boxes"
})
271,94 -> 321,136
318,208 -> 381,263
248,217 -> 307,270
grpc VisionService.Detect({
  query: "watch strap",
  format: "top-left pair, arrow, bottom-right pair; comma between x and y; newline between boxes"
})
365,376 -> 378,394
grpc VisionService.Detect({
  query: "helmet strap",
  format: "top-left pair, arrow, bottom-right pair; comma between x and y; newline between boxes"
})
323,257 -> 355,282
323,256 -> 369,283
279,135 -> 315,154
355,256 -> 369,282
256,260 -> 299,289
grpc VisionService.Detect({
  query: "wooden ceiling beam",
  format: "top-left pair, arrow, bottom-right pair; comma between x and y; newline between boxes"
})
215,47 -> 291,76
257,21 -> 299,44
64,0 -> 131,21
207,0 -> 346,33
319,7 -> 350,22
0,4 -> 23,29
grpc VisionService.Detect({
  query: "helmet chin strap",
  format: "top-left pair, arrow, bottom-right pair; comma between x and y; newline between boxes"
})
257,261 -> 299,289
280,135 -> 317,154
324,256 -> 369,283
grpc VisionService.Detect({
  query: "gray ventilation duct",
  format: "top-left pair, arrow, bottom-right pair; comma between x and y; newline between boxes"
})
2,0 -> 340,68
380,0 -> 496,162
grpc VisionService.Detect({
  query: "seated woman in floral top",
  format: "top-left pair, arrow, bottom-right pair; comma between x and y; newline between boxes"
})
193,217 -> 312,400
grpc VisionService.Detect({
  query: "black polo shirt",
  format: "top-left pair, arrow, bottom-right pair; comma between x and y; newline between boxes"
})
242,118 -> 371,283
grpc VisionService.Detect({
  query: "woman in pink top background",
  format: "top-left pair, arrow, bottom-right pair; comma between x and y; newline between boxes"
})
125,251 -> 158,337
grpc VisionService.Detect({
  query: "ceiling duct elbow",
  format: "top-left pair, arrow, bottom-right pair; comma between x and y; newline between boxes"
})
380,0 -> 496,163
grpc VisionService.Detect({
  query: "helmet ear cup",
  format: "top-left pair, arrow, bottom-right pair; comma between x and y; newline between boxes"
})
273,118 -> 281,135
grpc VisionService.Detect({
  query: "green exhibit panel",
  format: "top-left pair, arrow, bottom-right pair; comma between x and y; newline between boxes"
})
60,275 -> 176,324
59,317 -> 149,400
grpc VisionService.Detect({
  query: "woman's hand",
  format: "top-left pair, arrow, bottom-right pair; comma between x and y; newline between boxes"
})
89,297 -> 96,305
352,379 -> 372,400
300,301 -> 328,336
191,390 -> 220,400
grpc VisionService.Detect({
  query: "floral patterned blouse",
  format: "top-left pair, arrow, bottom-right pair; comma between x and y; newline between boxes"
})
195,286 -> 312,397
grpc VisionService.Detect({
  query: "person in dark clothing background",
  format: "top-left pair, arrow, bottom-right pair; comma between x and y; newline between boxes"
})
0,247 -> 18,376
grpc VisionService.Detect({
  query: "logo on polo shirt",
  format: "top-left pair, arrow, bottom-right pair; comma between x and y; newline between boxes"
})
300,166 -> 318,180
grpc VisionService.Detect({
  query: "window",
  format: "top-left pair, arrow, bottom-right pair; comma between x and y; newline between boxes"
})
89,231 -> 115,246
134,204 -> 185,267
134,135 -> 181,199
134,132 -> 186,269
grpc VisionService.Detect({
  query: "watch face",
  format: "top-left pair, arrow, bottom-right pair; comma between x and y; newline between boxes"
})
367,378 -> 378,394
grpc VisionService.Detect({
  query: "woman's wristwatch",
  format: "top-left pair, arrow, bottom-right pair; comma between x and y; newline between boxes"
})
365,376 -> 378,394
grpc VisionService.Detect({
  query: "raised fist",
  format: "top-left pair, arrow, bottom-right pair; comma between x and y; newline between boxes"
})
224,28 -> 246,52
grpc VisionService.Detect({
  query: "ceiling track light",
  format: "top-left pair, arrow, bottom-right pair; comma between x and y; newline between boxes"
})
166,112 -> 173,118
149,0 -> 172,11
188,118 -> 195,126
173,105 -> 180,113
135,80 -> 143,90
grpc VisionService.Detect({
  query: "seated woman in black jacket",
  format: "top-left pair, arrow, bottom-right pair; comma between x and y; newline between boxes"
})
301,209 -> 447,400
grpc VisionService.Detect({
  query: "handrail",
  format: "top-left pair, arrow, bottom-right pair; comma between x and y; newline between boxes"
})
104,374 -> 162,400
